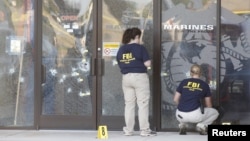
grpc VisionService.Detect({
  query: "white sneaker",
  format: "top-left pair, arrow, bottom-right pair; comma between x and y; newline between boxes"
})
123,127 -> 133,136
140,129 -> 157,137
196,126 -> 207,135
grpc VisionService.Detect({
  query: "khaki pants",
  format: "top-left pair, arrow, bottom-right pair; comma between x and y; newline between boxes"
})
176,107 -> 219,129
122,73 -> 150,132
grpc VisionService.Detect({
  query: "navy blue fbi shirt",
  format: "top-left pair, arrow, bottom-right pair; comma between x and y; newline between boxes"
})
176,78 -> 211,112
116,43 -> 150,74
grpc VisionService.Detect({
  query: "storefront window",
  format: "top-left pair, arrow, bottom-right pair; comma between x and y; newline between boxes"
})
0,0 -> 35,126
161,0 -> 217,129
220,0 -> 250,124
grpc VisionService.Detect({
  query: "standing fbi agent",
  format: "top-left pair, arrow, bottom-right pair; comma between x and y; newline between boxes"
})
173,64 -> 219,135
116,27 -> 156,137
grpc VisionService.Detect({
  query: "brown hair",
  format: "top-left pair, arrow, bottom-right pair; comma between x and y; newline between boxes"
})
122,27 -> 142,44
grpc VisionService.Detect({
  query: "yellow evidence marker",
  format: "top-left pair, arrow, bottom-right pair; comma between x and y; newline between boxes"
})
97,125 -> 108,139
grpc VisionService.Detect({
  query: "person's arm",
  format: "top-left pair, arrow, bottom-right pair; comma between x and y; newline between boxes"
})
173,91 -> 181,105
204,97 -> 213,108
144,60 -> 151,67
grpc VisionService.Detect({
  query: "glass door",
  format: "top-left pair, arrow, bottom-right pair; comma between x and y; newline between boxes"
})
40,0 -> 154,130
99,0 -> 154,130
40,0 -> 96,129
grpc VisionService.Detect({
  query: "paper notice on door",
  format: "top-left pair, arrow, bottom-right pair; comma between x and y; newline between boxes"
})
10,39 -> 22,54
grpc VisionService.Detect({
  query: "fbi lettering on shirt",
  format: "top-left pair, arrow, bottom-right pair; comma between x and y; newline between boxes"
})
183,82 -> 202,91
119,53 -> 135,64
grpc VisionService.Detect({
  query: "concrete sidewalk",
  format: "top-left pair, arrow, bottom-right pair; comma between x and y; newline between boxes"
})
0,130 -> 207,141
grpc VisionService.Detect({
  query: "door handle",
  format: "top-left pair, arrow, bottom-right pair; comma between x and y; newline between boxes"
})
92,58 -> 104,76
41,64 -> 46,84
97,58 -> 104,76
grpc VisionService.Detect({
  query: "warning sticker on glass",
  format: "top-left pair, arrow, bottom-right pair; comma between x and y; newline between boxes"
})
103,42 -> 120,56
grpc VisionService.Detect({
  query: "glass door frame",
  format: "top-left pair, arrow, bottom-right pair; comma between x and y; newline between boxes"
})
35,0 -> 99,130
96,0 -> 162,131
96,0 -> 126,131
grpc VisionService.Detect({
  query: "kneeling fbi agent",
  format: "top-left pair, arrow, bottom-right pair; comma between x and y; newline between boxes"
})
173,64 -> 219,135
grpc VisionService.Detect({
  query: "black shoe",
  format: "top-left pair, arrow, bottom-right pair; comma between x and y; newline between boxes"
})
179,127 -> 187,135
196,126 -> 207,135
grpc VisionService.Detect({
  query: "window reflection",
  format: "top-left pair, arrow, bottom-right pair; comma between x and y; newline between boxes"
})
220,0 -> 250,124
0,0 -> 34,126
